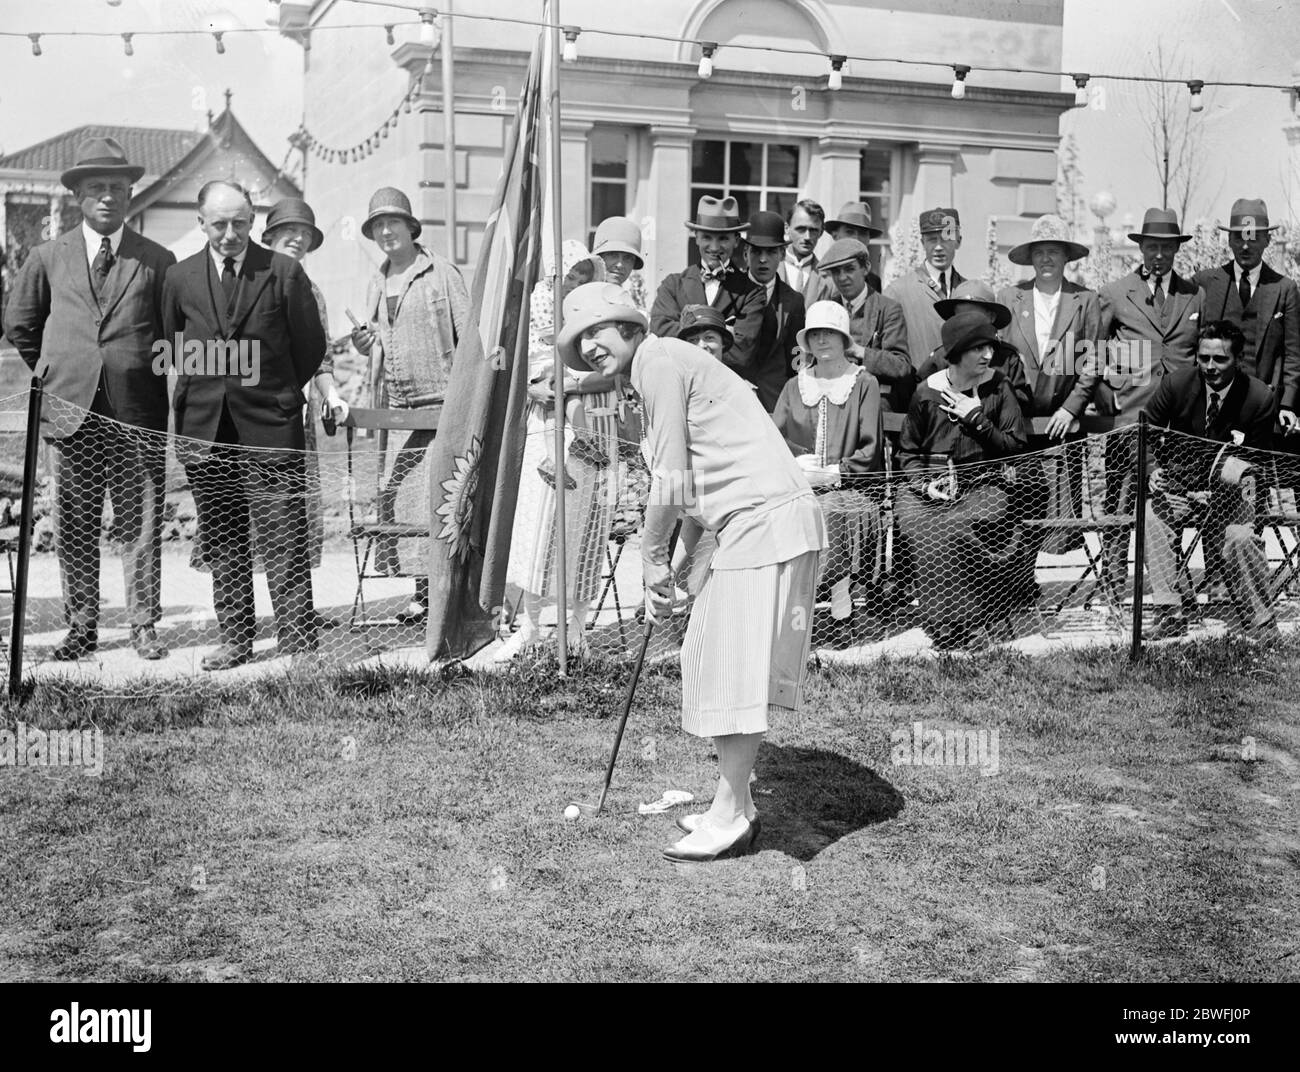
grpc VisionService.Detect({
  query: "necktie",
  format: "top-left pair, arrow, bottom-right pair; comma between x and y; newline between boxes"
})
92,237 -> 113,295
1206,391 -> 1221,428
1152,274 -> 1165,318
1239,270 -> 1251,308
221,256 -> 237,311
938,272 -> 948,298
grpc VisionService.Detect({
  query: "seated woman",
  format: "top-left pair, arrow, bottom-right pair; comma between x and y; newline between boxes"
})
894,311 -> 1048,649
772,301 -> 884,637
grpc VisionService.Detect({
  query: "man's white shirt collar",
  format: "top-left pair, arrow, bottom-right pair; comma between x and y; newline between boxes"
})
210,246 -> 248,277
848,286 -> 868,315
749,274 -> 776,303
1235,262 -> 1263,291
924,262 -> 949,291
82,222 -> 123,265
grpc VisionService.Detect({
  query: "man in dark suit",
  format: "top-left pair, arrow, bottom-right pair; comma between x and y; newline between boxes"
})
162,180 -> 327,669
733,210 -> 804,412
1141,320 -> 1277,639
3,137 -> 175,660
1193,198 -> 1300,445
819,238 -> 913,412
650,195 -> 766,368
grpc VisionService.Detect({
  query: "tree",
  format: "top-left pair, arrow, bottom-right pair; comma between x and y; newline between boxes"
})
1056,132 -> 1087,236
1136,44 -> 1217,223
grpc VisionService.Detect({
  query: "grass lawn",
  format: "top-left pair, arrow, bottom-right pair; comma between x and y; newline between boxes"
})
1,639 -> 1298,982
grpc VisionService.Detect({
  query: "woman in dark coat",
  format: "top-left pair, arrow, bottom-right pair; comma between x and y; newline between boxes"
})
894,311 -> 1048,649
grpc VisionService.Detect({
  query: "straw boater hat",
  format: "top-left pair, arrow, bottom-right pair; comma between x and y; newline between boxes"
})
795,300 -> 864,359
818,237 -> 872,272
934,279 -> 1013,329
936,310 -> 1000,365
826,202 -> 883,239
591,216 -> 645,268
60,136 -> 145,190
678,304 -> 734,350
556,282 -> 648,371
1127,207 -> 1191,244
1217,198 -> 1280,234
263,197 -> 324,252
361,186 -> 422,240
1007,214 -> 1089,266
743,210 -> 788,247
684,195 -> 746,233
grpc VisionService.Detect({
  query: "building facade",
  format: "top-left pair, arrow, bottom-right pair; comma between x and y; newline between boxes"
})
285,0 -> 1075,334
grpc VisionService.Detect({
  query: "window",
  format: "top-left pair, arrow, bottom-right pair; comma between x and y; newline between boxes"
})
588,128 -> 630,249
689,139 -> 802,261
859,146 -> 898,270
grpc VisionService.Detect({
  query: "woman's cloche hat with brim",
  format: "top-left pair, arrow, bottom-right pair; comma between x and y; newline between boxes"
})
796,300 -> 864,359
556,282 -> 649,371
937,310 -> 1001,365
60,136 -> 146,190
591,216 -> 645,268
934,279 -> 1013,329
678,304 -> 734,350
361,186 -> 422,241
263,197 -> 324,252
1007,214 -> 1090,266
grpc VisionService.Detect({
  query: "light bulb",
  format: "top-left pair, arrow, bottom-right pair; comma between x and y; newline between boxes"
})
828,55 -> 845,91
698,43 -> 716,79
562,27 -> 580,63
951,65 -> 970,100
1073,74 -> 1089,107
385,25 -> 395,47
420,10 -> 437,46
29,34 -> 41,57
213,32 -> 226,55
1187,79 -> 1205,113
122,33 -> 134,57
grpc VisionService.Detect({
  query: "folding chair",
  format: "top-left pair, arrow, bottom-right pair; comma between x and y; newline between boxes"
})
343,405 -> 440,628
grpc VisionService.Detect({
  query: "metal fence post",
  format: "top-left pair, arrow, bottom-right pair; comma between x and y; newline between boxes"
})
1130,413 -> 1148,660
9,376 -> 45,698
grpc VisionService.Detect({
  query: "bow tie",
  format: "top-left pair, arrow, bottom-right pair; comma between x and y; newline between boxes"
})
701,264 -> 730,283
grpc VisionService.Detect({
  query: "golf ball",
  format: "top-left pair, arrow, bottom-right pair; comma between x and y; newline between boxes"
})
564,805 -> 581,821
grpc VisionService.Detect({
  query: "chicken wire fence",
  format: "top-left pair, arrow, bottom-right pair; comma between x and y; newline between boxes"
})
4,388 -> 1300,681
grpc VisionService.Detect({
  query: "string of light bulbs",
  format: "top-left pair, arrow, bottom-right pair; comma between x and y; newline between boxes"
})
6,5 -> 1296,122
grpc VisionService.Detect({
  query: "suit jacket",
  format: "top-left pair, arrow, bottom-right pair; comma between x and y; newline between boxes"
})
997,280 -> 1103,418
738,277 -> 804,412
1193,262 -> 1300,413
884,265 -> 966,371
2,226 -> 174,438
162,241 -> 326,454
835,288 -> 914,412
650,264 -> 767,370
1145,367 -> 1274,487
1086,270 -> 1204,426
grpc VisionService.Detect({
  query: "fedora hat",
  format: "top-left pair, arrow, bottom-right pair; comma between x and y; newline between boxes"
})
934,280 -> 1012,329
685,195 -> 745,233
938,310 -> 1000,365
826,202 -> 883,239
743,210 -> 788,248
796,300 -> 863,358
556,282 -> 648,371
60,136 -> 145,190
678,304 -> 734,350
1007,214 -> 1089,266
361,186 -> 422,241
592,216 -> 645,267
919,207 -> 961,234
1218,198 -> 1280,234
1128,207 -> 1191,244
263,197 -> 324,252
818,237 -> 872,272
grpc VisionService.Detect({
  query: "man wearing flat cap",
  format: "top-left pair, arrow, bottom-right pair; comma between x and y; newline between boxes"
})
3,136 -> 175,661
824,201 -> 884,294
1193,198 -> 1300,445
738,210 -> 805,412
650,195 -> 766,371
886,207 -> 966,371
819,237 -> 913,412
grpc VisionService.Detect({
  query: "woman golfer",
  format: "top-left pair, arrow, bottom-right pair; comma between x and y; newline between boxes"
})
557,283 -> 826,862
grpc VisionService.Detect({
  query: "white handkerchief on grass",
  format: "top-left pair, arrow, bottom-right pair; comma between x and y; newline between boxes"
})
637,790 -> 694,814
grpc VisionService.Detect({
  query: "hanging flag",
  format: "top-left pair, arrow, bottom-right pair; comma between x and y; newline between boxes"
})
424,19 -> 547,660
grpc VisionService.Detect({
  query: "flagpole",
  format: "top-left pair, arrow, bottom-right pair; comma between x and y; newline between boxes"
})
441,0 -> 457,265
548,0 -> 569,675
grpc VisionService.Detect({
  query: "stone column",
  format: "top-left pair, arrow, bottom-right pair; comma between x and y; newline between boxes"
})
560,119 -> 593,244
645,125 -> 695,288
908,143 -> 959,219
814,136 -> 863,217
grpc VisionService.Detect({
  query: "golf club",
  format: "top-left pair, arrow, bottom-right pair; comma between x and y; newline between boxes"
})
569,521 -> 681,817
